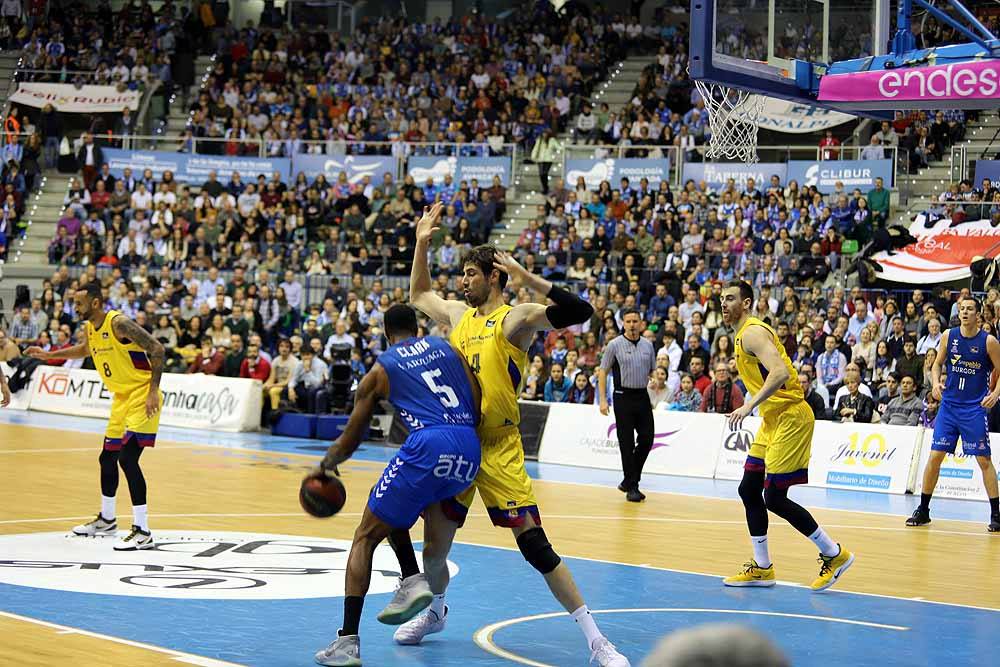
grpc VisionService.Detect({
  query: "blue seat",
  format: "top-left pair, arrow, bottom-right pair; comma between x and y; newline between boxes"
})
272,413 -> 317,439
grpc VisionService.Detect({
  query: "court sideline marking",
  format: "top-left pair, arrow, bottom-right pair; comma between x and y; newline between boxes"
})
472,608 -> 911,667
0,610 -> 244,667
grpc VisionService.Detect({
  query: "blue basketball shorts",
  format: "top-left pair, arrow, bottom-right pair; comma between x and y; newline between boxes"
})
367,425 -> 481,529
931,403 -> 991,457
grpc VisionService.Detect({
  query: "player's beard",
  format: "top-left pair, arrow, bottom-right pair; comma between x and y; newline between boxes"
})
465,285 -> 489,307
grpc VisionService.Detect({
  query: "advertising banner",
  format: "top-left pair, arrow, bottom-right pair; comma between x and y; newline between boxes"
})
102,149 -> 291,184
10,82 -> 141,112
681,162 -> 787,190
713,416 -> 763,481
538,403 -> 722,478
913,431 -> 1000,501
565,158 -> 671,191
808,421 -> 920,494
757,97 -> 854,134
872,215 -> 1000,284
819,60 -> 1000,106
28,367 -> 262,432
787,159 -> 894,191
974,160 -> 1000,186
406,156 -> 511,186
291,154 -> 396,185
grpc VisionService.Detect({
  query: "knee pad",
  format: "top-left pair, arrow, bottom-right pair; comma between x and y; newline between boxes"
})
516,527 -> 561,575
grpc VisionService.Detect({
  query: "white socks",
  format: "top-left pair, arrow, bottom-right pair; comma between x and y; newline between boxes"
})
101,495 -> 116,521
751,535 -> 771,568
809,527 -> 839,557
571,605 -> 603,649
133,505 -> 149,532
429,594 -> 446,619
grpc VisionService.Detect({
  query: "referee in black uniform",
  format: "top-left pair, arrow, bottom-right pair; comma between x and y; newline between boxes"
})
598,308 -> 657,502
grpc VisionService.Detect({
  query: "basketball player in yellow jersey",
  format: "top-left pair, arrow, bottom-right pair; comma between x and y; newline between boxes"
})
27,282 -> 165,551
721,280 -> 854,592
382,202 -> 629,667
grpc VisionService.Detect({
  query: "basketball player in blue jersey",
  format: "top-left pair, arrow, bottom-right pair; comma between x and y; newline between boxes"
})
312,304 -> 482,667
907,295 -> 1000,532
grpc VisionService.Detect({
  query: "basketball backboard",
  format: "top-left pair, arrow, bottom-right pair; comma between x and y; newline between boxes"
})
690,0 -> 889,113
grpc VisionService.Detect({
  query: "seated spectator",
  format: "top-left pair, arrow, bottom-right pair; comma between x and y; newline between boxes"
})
565,370 -> 596,404
834,377 -> 876,423
647,367 -> 672,409
700,362 -> 744,414
543,362 -> 572,402
669,373 -> 702,411
240,343 -> 272,381
187,337 -> 224,375
289,348 -> 329,413
883,374 -> 922,426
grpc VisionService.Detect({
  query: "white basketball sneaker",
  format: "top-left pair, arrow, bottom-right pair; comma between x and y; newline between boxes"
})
393,606 -> 447,645
314,634 -> 361,666
591,637 -> 630,667
72,513 -> 117,537
113,525 -> 154,551
377,574 -> 433,625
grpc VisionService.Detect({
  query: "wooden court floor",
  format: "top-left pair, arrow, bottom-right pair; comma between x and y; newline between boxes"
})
2,422 -> 999,664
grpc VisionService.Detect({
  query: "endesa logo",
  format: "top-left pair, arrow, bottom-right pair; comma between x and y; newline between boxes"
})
36,370 -> 112,400
877,64 -> 999,99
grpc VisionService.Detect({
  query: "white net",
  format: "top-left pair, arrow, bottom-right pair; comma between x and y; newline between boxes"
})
694,79 -> 766,165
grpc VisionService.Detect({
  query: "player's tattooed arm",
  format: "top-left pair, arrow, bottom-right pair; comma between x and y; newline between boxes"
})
321,363 -> 389,471
112,315 -> 166,389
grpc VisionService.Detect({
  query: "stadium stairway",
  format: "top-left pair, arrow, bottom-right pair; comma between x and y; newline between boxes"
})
163,55 -> 218,136
490,54 -> 658,248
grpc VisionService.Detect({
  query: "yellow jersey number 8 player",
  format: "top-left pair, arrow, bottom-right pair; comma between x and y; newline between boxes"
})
721,280 -> 855,592
380,202 -> 629,667
27,281 -> 165,550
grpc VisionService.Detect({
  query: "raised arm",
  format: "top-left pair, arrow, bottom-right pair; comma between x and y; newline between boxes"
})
410,202 -> 467,327
26,328 -> 91,361
320,363 -> 389,470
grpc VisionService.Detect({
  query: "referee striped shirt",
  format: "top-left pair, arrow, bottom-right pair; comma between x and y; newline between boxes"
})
601,335 -> 657,389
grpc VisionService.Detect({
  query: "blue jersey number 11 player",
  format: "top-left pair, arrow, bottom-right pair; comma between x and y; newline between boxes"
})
312,304 -> 483,667
908,296 -> 1000,532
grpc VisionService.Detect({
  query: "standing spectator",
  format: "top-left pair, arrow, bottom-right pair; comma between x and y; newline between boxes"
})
598,307 -> 657,502
867,177 -> 890,225
819,130 -> 841,160
700,362 -> 744,414
77,133 -> 104,190
531,130 -> 560,196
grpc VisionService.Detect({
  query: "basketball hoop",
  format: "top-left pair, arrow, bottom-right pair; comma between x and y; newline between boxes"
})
693,79 -> 765,165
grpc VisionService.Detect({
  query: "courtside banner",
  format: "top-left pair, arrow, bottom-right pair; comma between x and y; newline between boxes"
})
0,362 -> 33,410
713,416 -> 763,481
538,403 -> 722,478
681,162 -> 787,190
28,367 -> 262,432
103,149 -> 291,184
565,158 -> 671,191
292,154 -> 396,184
10,82 -> 141,112
808,421 -> 920,494
872,214 -> 1000,284
913,431 -> 1000,501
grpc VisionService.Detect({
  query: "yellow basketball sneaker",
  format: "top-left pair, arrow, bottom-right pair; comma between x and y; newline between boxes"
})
810,545 -> 855,592
723,560 -> 776,587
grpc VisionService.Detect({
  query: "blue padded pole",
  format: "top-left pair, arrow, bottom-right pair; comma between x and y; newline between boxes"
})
891,0 -> 916,55
945,0 -> 998,40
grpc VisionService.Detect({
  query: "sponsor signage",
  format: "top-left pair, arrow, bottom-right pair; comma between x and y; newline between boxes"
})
757,97 -> 853,134
29,367 -> 263,432
291,154 -> 396,184
565,158 -> 671,191
0,531 -> 457,600
914,431 -> 1000,501
713,416 -> 762,480
973,160 -> 1000,186
819,60 -> 1000,105
406,156 -> 511,186
681,162 -> 787,190
808,421 -> 918,494
10,82 -> 141,112
102,149 -> 291,184
787,159 -> 894,190
538,403 -> 721,478
873,215 -> 1000,284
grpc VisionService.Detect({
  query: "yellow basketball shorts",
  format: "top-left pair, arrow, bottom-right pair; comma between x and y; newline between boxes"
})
103,389 -> 163,451
744,400 -> 814,488
442,425 -> 540,528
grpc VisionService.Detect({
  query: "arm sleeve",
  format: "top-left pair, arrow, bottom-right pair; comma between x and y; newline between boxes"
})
545,285 -> 594,329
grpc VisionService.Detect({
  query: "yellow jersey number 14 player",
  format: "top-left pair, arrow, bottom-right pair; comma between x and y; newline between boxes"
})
381,202 -> 629,667
27,282 -> 165,550
721,280 -> 855,592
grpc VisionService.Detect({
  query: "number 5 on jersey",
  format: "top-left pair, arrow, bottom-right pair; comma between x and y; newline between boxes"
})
421,368 -> 460,408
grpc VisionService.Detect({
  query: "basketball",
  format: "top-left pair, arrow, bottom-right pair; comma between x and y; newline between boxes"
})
299,474 -> 347,518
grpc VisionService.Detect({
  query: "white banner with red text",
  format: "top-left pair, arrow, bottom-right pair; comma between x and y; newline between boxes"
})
538,404 -> 726,479
27,367 -> 262,432
912,430 -> 1000,500
872,215 -> 1000,284
10,82 -> 141,112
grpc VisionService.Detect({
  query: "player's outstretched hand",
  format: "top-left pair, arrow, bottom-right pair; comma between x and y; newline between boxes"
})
23,346 -> 48,360
727,403 -> 753,431
415,202 -> 444,244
